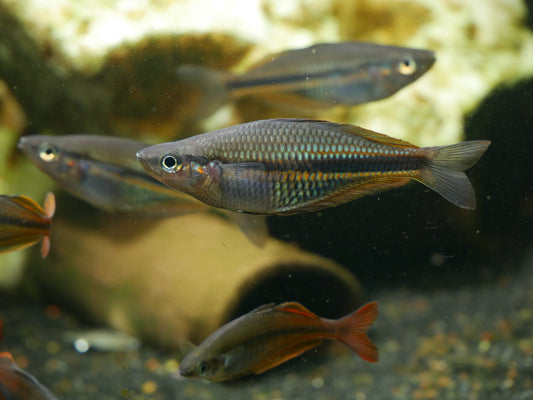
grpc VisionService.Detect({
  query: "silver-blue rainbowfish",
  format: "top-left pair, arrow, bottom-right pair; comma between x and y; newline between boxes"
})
177,41 -> 435,119
17,135 -> 268,246
136,119 -> 490,215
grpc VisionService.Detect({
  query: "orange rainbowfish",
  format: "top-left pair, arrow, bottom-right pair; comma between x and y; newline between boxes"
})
179,301 -> 379,381
0,192 -> 55,258
0,318 -> 59,399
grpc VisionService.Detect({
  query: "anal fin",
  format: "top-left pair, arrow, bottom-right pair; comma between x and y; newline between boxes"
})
278,177 -> 411,215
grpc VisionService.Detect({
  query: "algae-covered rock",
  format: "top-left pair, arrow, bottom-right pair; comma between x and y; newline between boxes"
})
27,210 -> 363,347
0,0 -> 531,142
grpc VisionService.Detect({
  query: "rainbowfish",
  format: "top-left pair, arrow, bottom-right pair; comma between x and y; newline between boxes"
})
136,119 -> 491,214
179,301 -> 379,381
0,319 -> 58,400
17,135 -> 208,218
17,135 -> 268,245
178,41 -> 435,119
0,353 -> 58,400
0,192 -> 55,258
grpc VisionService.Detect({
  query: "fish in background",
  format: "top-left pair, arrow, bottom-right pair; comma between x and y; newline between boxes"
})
136,118 -> 491,215
177,41 -> 435,119
179,301 -> 379,381
0,192 -> 55,258
18,135 -> 208,217
0,318 -> 59,400
17,135 -> 267,246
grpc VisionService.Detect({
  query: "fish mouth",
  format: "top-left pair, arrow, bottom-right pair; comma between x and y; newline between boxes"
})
16,136 -> 39,158
16,135 -> 47,154
17,136 -> 29,151
135,150 -> 149,169
135,150 -> 145,161
178,364 -> 196,378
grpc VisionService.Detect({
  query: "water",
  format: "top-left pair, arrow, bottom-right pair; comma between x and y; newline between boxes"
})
0,1 -> 532,399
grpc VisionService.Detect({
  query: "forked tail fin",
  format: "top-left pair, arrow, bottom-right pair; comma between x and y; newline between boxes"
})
336,301 -> 379,363
175,64 -> 232,120
419,140 -> 491,210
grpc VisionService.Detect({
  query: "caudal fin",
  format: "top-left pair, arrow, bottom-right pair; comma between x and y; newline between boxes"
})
336,301 -> 379,363
419,140 -> 491,210
175,64 -> 231,120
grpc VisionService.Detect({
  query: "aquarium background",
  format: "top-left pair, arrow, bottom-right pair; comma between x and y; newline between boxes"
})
0,0 -> 532,399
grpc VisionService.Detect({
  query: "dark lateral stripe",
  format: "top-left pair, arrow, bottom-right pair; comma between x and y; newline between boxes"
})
0,216 -> 49,230
227,64 -> 369,91
248,324 -> 329,344
259,154 -> 422,174
82,157 -> 171,191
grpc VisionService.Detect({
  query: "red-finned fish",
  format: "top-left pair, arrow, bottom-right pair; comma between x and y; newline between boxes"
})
177,41 -> 435,119
136,119 -> 491,214
0,318 -> 58,400
0,192 -> 55,258
178,301 -> 379,381
0,353 -> 58,400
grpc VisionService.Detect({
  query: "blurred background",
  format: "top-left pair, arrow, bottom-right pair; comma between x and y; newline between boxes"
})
0,0 -> 531,399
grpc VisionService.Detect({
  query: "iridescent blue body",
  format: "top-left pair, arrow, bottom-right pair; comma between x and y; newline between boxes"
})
137,119 -> 490,214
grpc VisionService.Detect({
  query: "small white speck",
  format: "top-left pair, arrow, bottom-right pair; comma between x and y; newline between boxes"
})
311,376 -> 324,389
74,338 -> 90,353
355,391 -> 367,400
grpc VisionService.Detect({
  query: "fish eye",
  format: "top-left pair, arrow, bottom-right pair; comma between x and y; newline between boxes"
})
38,143 -> 57,162
160,154 -> 182,173
398,55 -> 417,75
196,361 -> 209,376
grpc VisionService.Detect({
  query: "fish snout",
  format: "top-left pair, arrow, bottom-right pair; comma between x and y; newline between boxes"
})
17,136 -> 31,152
135,149 -> 151,171
135,150 -> 145,162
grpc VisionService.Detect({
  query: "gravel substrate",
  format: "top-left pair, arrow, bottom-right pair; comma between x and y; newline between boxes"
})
1,249 -> 532,400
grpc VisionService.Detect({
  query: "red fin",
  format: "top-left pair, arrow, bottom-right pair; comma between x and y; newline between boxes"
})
43,192 -> 56,219
336,301 -> 380,363
0,352 -> 15,364
40,236 -> 50,258
275,302 -> 321,321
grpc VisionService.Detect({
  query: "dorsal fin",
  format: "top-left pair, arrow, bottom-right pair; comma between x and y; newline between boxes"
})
274,302 -> 320,320
249,303 -> 277,314
0,352 -> 16,364
269,118 -> 417,148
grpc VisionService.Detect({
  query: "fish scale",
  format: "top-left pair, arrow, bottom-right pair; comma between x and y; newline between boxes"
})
177,301 -> 380,381
136,118 -> 491,214
194,121 -> 423,213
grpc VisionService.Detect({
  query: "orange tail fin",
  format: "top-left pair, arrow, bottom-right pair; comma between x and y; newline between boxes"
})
335,301 -> 379,363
